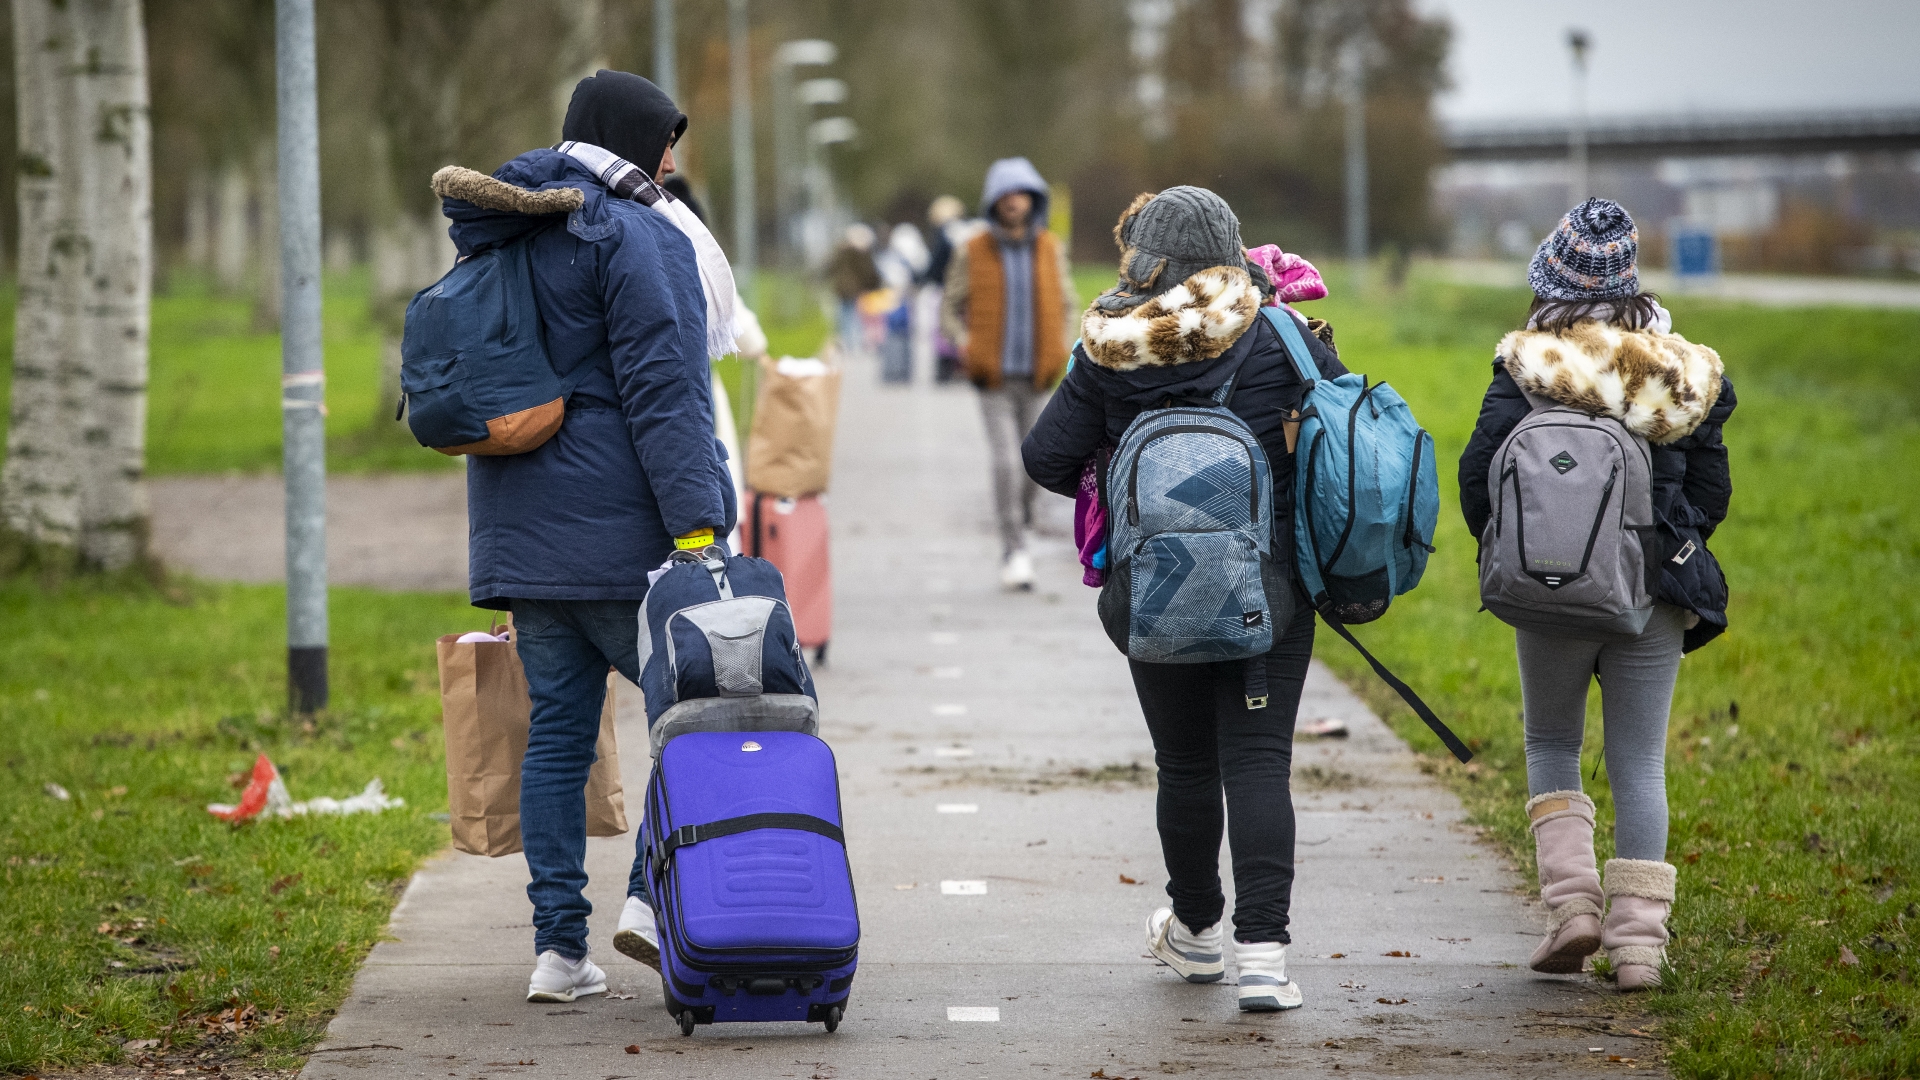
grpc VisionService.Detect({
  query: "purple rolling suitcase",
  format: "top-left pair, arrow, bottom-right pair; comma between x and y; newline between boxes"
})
643,730 -> 859,1035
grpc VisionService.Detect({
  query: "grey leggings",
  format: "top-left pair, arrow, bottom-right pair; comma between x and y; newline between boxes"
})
1517,605 -> 1686,861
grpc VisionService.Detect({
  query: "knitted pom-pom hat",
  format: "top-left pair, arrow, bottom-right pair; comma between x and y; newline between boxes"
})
1529,198 -> 1639,302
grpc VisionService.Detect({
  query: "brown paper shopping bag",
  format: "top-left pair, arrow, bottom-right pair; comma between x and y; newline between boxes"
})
746,354 -> 843,497
436,630 -> 628,857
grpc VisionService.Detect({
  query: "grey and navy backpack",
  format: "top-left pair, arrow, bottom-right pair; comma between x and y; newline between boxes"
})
638,549 -> 819,757
1478,392 -> 1657,641
1097,368 -> 1288,708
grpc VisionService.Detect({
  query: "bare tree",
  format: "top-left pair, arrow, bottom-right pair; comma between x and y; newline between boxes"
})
3,0 -> 153,570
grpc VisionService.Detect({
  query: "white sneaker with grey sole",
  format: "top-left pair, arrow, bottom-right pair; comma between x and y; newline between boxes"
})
1234,940 -> 1303,1011
526,950 -> 606,1003
1145,908 -> 1225,983
1000,548 -> 1035,591
613,895 -> 660,971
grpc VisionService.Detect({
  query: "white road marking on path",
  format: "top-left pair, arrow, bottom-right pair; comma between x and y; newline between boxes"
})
929,632 -> 959,645
936,803 -> 979,814
928,603 -> 954,616
932,666 -> 963,678
926,579 -> 953,593
932,745 -> 974,757
931,704 -> 968,717
941,880 -> 988,895
947,1007 -> 1000,1022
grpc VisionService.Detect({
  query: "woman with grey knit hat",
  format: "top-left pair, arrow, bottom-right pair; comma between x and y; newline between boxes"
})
1459,198 -> 1737,990
1023,186 -> 1349,1013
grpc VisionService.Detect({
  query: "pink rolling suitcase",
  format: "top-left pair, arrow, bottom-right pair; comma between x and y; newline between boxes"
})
746,492 -> 832,662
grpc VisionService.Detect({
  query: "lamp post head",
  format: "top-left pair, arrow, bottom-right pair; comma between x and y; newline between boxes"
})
776,39 -> 837,68
1567,29 -> 1590,71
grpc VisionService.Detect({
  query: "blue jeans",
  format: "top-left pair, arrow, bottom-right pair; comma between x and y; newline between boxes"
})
511,598 -> 651,960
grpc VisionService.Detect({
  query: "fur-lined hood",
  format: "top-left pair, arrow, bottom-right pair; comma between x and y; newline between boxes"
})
1079,265 -> 1261,370
432,165 -> 584,215
1498,322 -> 1724,444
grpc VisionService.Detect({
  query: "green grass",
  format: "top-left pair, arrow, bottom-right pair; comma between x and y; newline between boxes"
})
1289,272 -> 1920,1078
0,268 -> 835,479
0,575 -> 483,1072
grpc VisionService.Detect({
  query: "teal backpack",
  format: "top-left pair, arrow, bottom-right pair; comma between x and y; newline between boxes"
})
1262,306 -> 1469,762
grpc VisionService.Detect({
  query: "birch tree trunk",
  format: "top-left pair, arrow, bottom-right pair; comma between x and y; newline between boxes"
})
2,0 -> 152,569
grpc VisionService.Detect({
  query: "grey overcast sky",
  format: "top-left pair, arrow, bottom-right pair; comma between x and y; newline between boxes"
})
1414,0 -> 1920,123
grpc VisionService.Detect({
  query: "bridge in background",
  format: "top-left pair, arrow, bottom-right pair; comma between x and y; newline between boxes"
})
1446,108 -> 1920,162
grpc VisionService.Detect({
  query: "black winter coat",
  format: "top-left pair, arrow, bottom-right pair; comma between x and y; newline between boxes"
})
1458,362 -> 1737,651
1022,306 -> 1349,583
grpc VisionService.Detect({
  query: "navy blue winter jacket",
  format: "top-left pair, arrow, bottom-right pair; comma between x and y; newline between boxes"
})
441,149 -> 736,610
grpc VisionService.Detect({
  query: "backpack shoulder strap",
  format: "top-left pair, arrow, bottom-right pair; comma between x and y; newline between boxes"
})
1260,305 -> 1322,385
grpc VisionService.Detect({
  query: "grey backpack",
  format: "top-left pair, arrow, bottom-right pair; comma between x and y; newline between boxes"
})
1479,393 -> 1657,641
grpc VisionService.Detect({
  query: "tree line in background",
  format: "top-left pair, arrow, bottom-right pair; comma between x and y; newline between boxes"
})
0,0 -> 1446,571
0,0 -> 1446,291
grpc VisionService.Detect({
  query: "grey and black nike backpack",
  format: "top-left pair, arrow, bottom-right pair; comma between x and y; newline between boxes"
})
1478,393 -> 1659,641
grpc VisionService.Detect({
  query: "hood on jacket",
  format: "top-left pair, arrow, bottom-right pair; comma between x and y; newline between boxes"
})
1078,264 -> 1260,371
980,157 -> 1049,227
561,70 -> 686,182
436,150 -> 609,255
1498,321 -> 1724,444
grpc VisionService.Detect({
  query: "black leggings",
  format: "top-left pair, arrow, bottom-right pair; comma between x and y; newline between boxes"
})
1128,602 -> 1314,945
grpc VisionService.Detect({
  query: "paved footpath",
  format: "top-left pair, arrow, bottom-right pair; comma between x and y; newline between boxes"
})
182,363 -> 1655,1078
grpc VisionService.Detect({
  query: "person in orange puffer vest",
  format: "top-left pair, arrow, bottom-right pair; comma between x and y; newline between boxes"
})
939,157 -> 1079,590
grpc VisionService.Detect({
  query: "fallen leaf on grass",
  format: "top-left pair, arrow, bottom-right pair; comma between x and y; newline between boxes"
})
121,1039 -> 160,1051
1375,997 -> 1410,1005
269,874 -> 302,895
1608,1056 -> 1636,1063
1118,874 -> 1143,885
1839,946 -> 1861,966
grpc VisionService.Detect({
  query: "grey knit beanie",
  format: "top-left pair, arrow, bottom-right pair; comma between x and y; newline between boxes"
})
1093,186 -> 1263,312
1528,198 -> 1640,301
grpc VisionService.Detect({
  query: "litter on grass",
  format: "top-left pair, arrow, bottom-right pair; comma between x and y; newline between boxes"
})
44,782 -> 72,801
207,754 -> 404,822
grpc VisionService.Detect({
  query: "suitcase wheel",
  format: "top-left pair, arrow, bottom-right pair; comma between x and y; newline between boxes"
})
823,1005 -> 842,1034
678,1011 -> 697,1037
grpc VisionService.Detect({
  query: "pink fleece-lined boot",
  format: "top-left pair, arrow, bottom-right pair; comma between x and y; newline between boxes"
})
1526,791 -> 1604,973
1602,859 -> 1676,991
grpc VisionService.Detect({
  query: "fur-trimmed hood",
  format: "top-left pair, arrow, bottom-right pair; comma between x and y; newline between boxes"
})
1079,265 -> 1260,371
1498,322 -> 1724,444
432,165 -> 584,215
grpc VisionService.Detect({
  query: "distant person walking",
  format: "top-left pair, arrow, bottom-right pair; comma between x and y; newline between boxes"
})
924,195 -> 975,383
941,158 -> 1077,589
826,224 -> 881,358
1459,198 -> 1735,990
435,70 -> 737,1004
1023,187 -> 1348,1012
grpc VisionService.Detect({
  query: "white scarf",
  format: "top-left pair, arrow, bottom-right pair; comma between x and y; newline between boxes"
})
557,140 -> 738,360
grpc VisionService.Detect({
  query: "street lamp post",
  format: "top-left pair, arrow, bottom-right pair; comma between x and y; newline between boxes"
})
1568,29 -> 1590,204
1342,39 -> 1368,269
773,40 -> 837,265
728,0 -> 754,298
653,0 -> 676,101
276,0 -> 327,713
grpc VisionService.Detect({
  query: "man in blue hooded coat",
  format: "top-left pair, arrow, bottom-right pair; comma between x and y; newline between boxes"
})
432,70 -> 733,1003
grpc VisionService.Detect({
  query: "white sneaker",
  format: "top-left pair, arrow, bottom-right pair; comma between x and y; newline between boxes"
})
613,895 -> 660,971
1234,941 -> 1303,1011
1000,548 -> 1035,591
526,950 -> 607,1003
1145,908 -> 1225,983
